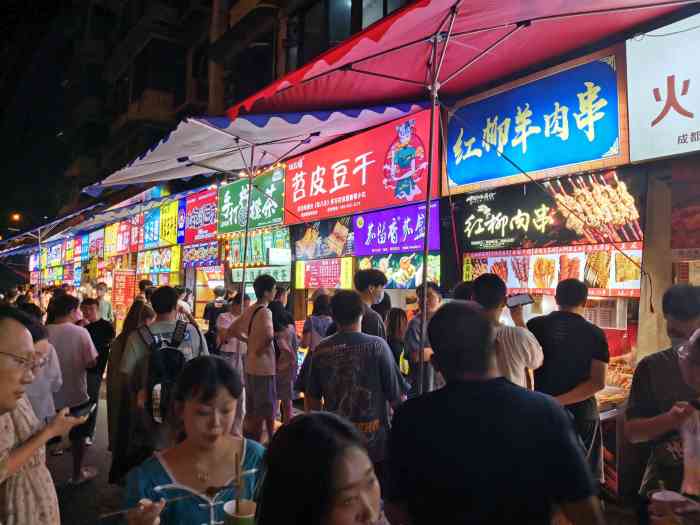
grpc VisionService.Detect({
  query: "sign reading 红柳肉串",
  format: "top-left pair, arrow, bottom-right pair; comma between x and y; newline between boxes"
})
353,201 -> 440,256
626,13 -> 700,162
446,48 -> 628,195
284,110 -> 439,224
461,171 -> 645,252
185,189 -> 218,243
218,168 -> 285,234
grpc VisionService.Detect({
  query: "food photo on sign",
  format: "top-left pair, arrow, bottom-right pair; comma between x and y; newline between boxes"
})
458,170 -> 645,252
292,217 -> 354,260
284,110 -> 439,224
358,252 -> 440,289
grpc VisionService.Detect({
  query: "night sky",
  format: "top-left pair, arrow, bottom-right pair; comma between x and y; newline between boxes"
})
0,1 -> 74,236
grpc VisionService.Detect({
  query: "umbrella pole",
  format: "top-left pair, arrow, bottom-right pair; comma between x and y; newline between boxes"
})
417,58 -> 440,397
239,146 -> 256,298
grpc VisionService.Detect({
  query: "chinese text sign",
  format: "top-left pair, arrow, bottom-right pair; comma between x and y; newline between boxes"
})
218,168 -> 285,234
284,110 -> 439,224
353,202 -> 440,256
143,208 -> 161,250
185,189 -> 218,243
447,51 -> 625,194
626,13 -> 700,162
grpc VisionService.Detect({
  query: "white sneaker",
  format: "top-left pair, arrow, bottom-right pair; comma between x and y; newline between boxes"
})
85,437 -> 94,447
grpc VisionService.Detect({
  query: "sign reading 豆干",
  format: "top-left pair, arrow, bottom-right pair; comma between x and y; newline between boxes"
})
445,47 -> 629,195
284,110 -> 439,224
218,167 -> 285,234
626,14 -> 700,162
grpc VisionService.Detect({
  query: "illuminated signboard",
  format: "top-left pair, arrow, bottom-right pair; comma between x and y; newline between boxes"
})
446,47 -> 628,195
358,252 -> 440,289
285,110 -> 439,224
463,242 -> 642,298
461,171 -> 644,252
295,257 -> 354,289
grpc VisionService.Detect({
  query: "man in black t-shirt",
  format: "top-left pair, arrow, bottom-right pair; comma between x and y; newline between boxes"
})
528,279 -> 609,481
203,285 -> 228,354
625,285 -> 700,504
81,298 -> 116,444
326,269 -> 388,339
386,301 -> 603,525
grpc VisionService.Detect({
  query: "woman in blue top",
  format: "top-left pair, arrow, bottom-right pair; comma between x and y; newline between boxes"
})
125,356 -> 265,525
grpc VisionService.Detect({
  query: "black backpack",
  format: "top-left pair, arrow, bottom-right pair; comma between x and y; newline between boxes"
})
137,320 -> 191,425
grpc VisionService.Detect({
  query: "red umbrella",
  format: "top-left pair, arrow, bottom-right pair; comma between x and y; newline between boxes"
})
227,0 -> 695,393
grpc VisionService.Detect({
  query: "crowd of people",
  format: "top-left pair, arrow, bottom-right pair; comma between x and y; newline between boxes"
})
3,272 -> 700,524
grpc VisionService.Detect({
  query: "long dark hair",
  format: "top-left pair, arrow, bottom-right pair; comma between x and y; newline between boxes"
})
386,307 -> 408,341
118,301 -> 155,342
256,412 -> 366,525
268,300 -> 293,332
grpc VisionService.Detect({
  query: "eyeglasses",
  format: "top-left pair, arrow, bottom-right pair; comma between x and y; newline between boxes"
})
0,351 -> 41,372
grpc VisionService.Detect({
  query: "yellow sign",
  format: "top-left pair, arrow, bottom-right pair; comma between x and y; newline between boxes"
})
295,261 -> 305,290
170,245 -> 181,273
160,200 -> 179,246
340,257 -> 354,289
104,223 -> 119,258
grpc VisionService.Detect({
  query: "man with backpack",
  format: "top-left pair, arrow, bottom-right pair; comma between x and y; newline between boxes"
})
228,275 -> 277,443
120,286 -> 208,461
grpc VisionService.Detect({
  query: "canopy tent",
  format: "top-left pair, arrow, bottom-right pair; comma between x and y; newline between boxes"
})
226,0 -> 695,118
88,102 -> 427,191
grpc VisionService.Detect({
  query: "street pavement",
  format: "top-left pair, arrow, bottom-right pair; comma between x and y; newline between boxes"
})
48,399 -> 123,525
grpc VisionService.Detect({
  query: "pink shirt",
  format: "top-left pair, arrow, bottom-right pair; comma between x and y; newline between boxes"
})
47,323 -> 98,410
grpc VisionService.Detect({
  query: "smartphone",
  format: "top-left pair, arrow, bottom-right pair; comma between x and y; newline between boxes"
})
69,403 -> 97,418
506,293 -> 534,309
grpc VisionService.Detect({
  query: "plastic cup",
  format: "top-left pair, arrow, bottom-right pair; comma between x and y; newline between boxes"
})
649,489 -> 687,519
223,499 -> 256,525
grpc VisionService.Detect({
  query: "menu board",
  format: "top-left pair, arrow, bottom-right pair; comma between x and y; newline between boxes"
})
228,227 -> 290,267
285,110 -> 439,224
88,229 -> 104,258
112,269 -> 137,321
137,246 -> 181,274
354,201 -> 439,256
461,171 -> 645,252
231,266 -> 292,283
463,242 -> 642,297
218,167 -> 285,234
295,257 -> 354,289
185,189 -> 218,243
292,217 -> 354,260
182,241 -> 220,268
358,252 -> 441,289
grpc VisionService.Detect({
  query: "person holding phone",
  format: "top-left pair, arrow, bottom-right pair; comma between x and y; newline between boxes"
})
0,306 -> 87,525
527,279 -> 609,483
472,274 -> 543,389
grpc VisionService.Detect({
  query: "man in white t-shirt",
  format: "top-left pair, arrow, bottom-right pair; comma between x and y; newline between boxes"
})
216,293 -> 249,436
47,294 -> 99,484
228,275 -> 277,442
472,273 -> 543,388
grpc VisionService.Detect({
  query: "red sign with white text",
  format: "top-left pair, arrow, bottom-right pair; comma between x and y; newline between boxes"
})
284,110 -> 439,224
130,213 -> 144,253
112,269 -> 137,321
185,189 -> 218,244
117,221 -> 131,254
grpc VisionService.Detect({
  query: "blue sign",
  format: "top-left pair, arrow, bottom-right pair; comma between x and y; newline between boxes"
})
177,198 -> 187,245
447,55 -> 621,192
143,208 -> 161,250
81,234 -> 90,261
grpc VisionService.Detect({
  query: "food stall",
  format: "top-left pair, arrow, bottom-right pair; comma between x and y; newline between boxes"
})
354,201 -> 441,311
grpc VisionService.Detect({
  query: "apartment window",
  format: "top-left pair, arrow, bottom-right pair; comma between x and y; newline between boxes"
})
328,0 -> 351,46
301,1 -> 327,64
363,0 -> 406,28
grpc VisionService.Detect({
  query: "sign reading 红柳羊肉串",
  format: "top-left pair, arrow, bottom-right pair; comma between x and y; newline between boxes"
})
218,167 -> 285,234
284,110 -> 439,224
446,48 -> 628,195
461,171 -> 645,252
185,189 -> 218,243
353,202 -> 440,256
626,13 -> 700,162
